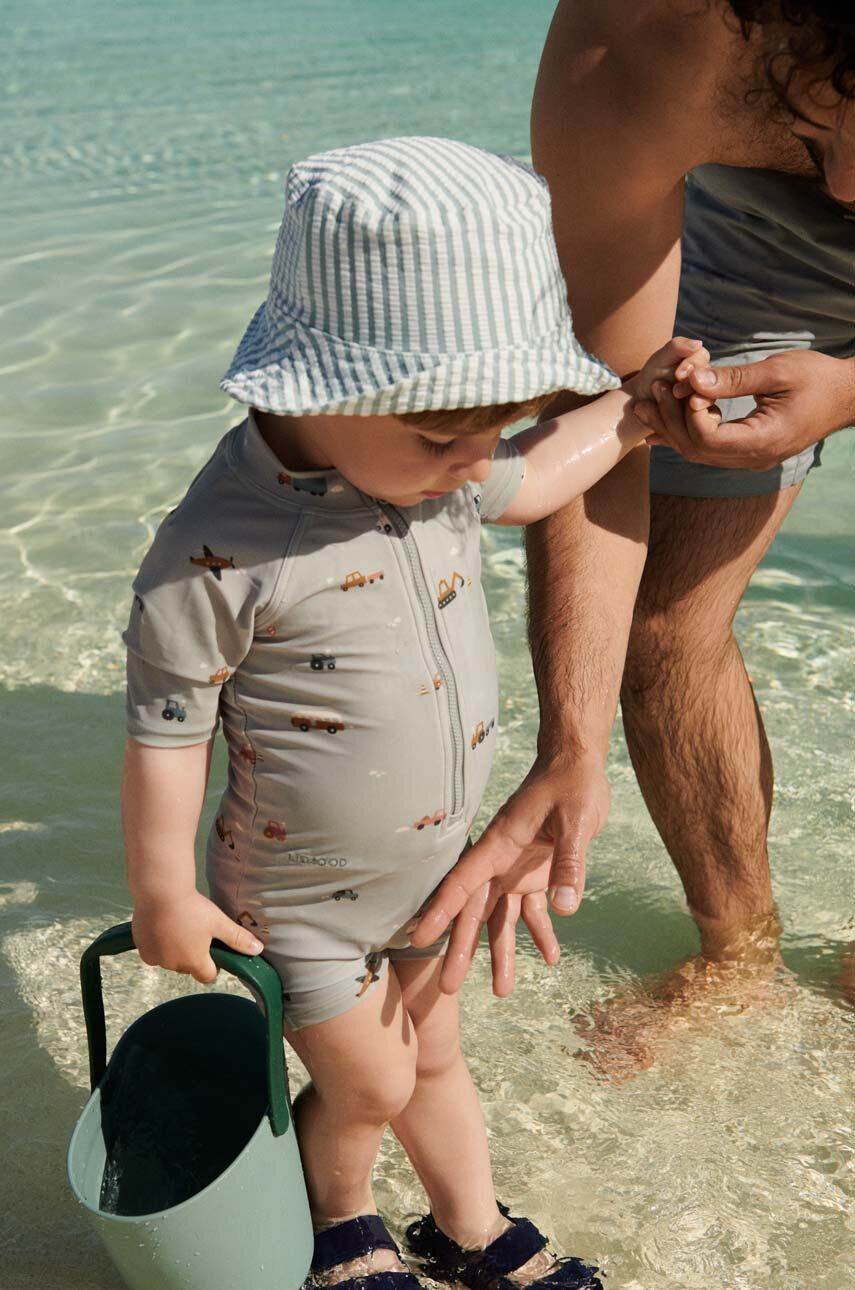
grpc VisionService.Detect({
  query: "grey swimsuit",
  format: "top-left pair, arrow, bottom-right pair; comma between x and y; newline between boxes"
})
125,414 -> 525,1028
651,164 -> 855,498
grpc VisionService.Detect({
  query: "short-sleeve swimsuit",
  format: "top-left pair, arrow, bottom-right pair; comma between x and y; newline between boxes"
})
125,413 -> 525,1028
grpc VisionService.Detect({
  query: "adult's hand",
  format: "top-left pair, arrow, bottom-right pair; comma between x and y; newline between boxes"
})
410,753 -> 611,995
643,350 -> 855,471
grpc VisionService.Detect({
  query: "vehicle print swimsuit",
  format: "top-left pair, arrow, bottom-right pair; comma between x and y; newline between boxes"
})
125,413 -> 525,1028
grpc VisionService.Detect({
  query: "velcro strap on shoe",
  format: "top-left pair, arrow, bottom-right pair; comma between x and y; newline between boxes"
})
313,1214 -> 400,1273
473,1218 -> 548,1278
539,1258 -> 603,1290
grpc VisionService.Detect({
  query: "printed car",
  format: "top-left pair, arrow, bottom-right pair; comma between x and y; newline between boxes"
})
413,809 -> 447,830
340,570 -> 384,590
291,714 -> 348,733
278,471 -> 327,497
310,653 -> 337,670
263,820 -> 287,841
330,889 -> 359,901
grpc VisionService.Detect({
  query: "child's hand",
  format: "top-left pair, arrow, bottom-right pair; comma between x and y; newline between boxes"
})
629,336 -> 720,447
132,888 -> 264,984
630,336 -> 710,404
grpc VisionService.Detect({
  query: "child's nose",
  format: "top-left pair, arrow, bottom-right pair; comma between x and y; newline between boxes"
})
450,436 -> 497,483
462,454 -> 494,484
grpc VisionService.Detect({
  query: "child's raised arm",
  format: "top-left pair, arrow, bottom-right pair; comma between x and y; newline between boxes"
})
493,337 -> 709,525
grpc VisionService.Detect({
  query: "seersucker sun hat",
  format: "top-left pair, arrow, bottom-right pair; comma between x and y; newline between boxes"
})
221,136 -> 619,416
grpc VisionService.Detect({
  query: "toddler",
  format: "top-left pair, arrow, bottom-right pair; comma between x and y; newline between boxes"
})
123,137 -> 710,1290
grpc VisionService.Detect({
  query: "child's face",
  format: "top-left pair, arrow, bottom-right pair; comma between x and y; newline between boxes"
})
261,411 -> 503,509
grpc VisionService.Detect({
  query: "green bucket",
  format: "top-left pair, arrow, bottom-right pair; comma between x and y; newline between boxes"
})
66,922 -> 313,1290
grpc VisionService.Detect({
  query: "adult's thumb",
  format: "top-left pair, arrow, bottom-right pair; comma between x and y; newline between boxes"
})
687,358 -> 774,400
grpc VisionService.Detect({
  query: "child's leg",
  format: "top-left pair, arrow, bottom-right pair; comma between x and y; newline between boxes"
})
285,967 -> 417,1233
391,957 -> 561,1283
390,957 -> 505,1247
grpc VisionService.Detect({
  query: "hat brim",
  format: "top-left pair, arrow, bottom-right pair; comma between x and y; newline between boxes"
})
220,302 -> 619,416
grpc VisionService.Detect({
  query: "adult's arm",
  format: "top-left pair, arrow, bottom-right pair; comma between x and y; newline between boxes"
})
412,1 -> 718,988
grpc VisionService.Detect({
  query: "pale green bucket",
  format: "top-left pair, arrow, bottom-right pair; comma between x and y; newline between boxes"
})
66,922 -> 313,1290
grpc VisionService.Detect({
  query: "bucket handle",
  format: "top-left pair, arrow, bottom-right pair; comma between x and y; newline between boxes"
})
79,921 -> 291,1137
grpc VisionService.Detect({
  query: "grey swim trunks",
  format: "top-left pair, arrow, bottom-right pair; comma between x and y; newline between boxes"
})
652,164 -> 853,499
125,414 -> 525,1029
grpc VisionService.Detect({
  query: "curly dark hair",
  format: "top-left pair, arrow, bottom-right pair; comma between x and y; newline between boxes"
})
728,2 -> 855,100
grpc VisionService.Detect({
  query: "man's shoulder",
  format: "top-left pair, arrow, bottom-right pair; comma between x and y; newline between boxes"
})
536,0 -> 772,174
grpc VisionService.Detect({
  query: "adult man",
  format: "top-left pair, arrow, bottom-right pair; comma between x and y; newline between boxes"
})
412,1 -> 854,1010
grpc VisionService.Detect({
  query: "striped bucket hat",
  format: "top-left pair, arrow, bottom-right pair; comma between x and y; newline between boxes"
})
221,136 -> 618,416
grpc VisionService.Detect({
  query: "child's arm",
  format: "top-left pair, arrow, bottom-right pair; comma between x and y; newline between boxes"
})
123,735 -> 264,983
493,337 -> 709,525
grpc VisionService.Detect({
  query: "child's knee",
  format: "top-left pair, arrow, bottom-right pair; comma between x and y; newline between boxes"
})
352,1052 -> 418,1123
411,1016 -> 462,1081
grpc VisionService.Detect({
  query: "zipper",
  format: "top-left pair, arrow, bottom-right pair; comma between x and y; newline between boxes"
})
381,504 -> 465,817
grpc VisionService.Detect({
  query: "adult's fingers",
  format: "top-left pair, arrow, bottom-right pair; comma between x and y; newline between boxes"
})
487,891 -> 521,998
410,816 -> 526,947
684,355 -> 783,401
546,809 -> 597,915
520,891 -> 560,968
438,881 -> 497,994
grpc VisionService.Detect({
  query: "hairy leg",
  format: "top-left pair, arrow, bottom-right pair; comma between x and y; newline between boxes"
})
577,488 -> 804,1078
620,485 -> 801,958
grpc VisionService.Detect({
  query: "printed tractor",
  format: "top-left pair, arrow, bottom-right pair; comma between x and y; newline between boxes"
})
161,699 -> 186,722
437,571 -> 464,609
310,653 -> 337,670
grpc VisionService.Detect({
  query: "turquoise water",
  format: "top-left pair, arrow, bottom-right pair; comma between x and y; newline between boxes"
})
1,2 -> 853,1287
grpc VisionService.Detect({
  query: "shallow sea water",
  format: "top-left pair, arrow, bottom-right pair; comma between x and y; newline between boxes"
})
1,3 -> 853,1288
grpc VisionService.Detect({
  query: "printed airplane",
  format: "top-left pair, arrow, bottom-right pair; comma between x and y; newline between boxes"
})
190,545 -> 236,580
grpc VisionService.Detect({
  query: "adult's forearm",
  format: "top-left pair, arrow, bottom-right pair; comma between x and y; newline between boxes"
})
526,446 -> 650,761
